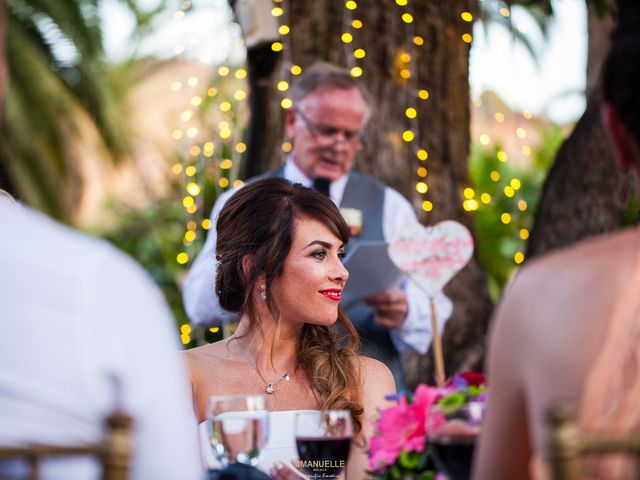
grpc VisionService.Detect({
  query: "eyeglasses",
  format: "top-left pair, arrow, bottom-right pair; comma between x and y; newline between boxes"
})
296,109 -> 362,145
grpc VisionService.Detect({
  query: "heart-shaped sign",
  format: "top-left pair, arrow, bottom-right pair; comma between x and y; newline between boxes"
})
389,220 -> 474,296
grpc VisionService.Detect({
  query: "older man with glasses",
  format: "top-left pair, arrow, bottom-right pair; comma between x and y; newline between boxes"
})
183,61 -> 452,390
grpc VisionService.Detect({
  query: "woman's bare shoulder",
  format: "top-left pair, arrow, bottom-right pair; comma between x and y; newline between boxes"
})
356,355 -> 392,376
184,340 -> 229,372
504,229 -> 639,314
523,229 -> 638,278
184,340 -> 222,358
355,356 -> 396,397
489,229 -> 640,379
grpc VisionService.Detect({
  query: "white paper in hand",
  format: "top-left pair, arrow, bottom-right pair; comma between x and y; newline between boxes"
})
341,241 -> 403,309
388,221 -> 474,296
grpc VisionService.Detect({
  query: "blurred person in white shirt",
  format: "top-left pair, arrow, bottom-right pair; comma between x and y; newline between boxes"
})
0,5 -> 202,478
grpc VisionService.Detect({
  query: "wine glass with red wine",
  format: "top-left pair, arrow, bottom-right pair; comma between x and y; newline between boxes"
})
426,402 -> 484,480
295,410 -> 352,479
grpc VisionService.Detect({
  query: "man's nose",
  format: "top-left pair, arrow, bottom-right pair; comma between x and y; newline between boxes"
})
329,134 -> 350,152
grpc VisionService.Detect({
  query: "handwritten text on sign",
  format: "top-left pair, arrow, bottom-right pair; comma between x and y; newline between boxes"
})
389,221 -> 474,296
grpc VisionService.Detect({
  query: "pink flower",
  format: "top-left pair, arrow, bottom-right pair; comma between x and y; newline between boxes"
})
368,384 -> 439,471
368,372 -> 488,477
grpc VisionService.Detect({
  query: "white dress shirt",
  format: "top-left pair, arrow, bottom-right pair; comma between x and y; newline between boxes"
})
0,203 -> 202,480
183,159 -> 452,355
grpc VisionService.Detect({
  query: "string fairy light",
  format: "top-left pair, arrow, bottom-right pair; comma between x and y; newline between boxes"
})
340,0 -> 363,77
261,0 -> 533,272
468,87 -> 542,267
467,76 -> 539,265
390,0 -> 435,213
270,0 -> 303,154
166,1 -> 251,309
271,0 -> 292,104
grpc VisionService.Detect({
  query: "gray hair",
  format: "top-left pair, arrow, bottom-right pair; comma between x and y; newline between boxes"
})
291,62 -> 372,122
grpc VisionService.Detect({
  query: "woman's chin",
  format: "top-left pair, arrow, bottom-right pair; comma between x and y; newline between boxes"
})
305,314 -> 339,327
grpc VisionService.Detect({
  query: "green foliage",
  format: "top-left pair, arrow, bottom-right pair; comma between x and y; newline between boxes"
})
94,194 -> 197,327
468,124 -> 564,300
1,0 -> 165,222
88,165 -> 233,345
89,67 -> 248,342
369,451 -> 435,480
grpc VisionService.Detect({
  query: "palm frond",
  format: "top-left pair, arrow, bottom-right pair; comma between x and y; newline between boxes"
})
7,0 -> 131,161
477,0 -> 605,67
118,0 -> 169,37
1,15 -> 86,219
9,0 -> 102,61
1,0 -> 157,221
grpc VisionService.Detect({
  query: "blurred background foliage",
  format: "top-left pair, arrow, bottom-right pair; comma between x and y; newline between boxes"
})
89,70 -> 249,344
94,192 -> 197,327
0,0 -> 589,341
469,124 -> 564,300
1,0 -> 134,220
92,120 -> 565,330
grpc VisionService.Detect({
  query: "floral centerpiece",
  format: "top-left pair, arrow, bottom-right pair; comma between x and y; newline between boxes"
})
368,372 -> 487,480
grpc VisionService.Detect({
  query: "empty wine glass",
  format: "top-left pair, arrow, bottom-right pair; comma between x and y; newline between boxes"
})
426,401 -> 484,480
207,394 -> 269,468
295,410 -> 352,479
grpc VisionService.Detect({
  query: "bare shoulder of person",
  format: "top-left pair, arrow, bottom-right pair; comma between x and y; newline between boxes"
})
357,355 -> 391,376
184,342 -> 211,365
356,356 -> 396,398
184,342 -> 227,380
504,228 -> 638,322
522,228 -> 637,280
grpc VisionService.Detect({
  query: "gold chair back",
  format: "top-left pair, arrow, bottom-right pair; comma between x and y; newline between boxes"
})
546,402 -> 640,480
0,410 -> 133,480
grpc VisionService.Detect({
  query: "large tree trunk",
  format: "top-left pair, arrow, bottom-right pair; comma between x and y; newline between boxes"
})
238,0 -> 493,387
526,2 -> 632,258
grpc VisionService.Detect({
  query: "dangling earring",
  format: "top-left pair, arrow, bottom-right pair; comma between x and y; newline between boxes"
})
260,284 -> 267,300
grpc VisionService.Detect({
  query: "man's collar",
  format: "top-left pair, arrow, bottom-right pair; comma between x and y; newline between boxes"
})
284,157 -> 349,207
284,157 -> 313,187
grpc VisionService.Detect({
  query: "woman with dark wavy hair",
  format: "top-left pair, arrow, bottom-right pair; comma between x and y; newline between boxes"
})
185,177 -> 395,478
473,1 -> 640,478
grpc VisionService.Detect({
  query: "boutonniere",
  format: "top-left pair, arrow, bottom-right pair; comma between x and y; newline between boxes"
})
340,208 -> 363,237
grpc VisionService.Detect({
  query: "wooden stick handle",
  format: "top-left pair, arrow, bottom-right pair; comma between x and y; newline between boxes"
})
430,296 -> 445,387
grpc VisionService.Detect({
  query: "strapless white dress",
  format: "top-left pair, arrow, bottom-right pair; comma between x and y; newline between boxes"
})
199,410 -> 319,474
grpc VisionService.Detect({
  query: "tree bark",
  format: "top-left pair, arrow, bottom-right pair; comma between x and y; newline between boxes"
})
526,2 -> 632,259
238,0 -> 494,387
241,43 -> 281,179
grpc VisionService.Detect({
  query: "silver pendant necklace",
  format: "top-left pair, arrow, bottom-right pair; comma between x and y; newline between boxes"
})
249,356 -> 291,394
265,372 -> 291,394
237,336 -> 292,394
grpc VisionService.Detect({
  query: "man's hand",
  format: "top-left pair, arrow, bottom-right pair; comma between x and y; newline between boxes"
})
363,287 -> 408,330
